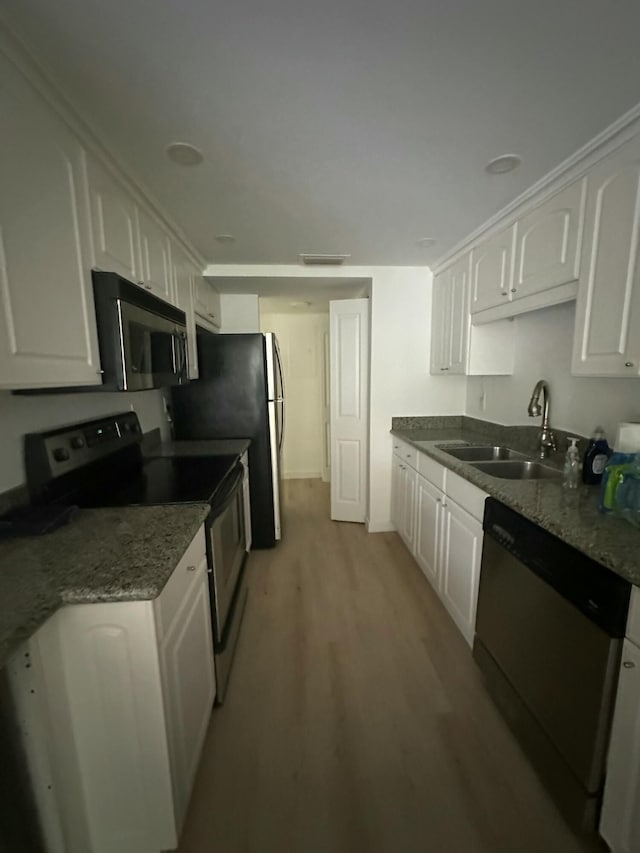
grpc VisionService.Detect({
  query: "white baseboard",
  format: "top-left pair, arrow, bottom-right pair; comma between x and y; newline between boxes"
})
283,472 -> 322,480
367,520 -> 396,533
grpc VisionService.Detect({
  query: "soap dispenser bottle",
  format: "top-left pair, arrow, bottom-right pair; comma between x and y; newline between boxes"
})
563,438 -> 580,490
582,426 -> 611,485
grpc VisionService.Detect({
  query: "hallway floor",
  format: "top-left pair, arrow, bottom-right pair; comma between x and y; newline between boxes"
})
179,479 -> 601,853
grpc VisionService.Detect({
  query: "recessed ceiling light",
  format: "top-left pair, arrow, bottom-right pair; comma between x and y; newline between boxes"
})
485,154 -> 522,175
215,234 -> 236,245
167,142 -> 204,166
417,237 -> 437,248
290,301 -> 312,308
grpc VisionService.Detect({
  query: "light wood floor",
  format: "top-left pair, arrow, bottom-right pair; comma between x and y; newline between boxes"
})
179,479 -> 603,853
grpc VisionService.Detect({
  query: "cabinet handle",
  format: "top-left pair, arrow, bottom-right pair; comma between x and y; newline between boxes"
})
623,660 -> 636,669
510,288 -> 517,293
625,362 -> 634,368
501,290 -> 508,295
186,565 -> 197,572
138,281 -> 145,286
96,369 -> 105,375
441,367 -> 449,371
145,284 -> 153,290
436,498 -> 441,504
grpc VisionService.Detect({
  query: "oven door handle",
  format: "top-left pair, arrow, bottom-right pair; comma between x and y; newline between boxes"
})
210,462 -> 244,518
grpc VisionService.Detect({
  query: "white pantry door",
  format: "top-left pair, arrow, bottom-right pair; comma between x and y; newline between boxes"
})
329,298 -> 369,522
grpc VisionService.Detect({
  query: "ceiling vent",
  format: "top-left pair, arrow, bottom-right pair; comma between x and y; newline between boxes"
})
299,253 -> 350,266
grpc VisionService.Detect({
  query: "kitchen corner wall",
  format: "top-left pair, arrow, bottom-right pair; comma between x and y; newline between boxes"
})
465,301 -> 640,439
368,267 -> 466,532
0,389 -> 169,493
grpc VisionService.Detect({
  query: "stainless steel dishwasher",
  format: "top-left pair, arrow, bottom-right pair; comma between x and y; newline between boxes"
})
474,498 -> 631,834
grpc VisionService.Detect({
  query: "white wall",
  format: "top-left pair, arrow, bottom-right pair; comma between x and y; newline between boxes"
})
260,311 -> 329,478
220,294 -> 261,333
0,389 -> 168,492
465,301 -> 640,439
367,267 -> 466,531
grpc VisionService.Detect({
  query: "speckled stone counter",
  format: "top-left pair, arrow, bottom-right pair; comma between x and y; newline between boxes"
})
151,438 -> 251,458
0,503 -> 210,668
391,418 -> 640,587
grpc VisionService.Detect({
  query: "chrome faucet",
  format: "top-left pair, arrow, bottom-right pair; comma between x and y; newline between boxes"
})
527,380 -> 556,458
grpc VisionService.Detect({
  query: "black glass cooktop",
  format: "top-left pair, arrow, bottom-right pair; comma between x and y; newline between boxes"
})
80,455 -> 238,508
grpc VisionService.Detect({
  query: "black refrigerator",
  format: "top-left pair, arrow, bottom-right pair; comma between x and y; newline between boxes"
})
170,330 -> 284,548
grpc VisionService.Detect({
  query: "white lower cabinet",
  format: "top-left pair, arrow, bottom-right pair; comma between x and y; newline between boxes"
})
391,438 -> 487,647
392,449 -> 417,552
600,589 -> 640,853
414,475 -> 442,590
439,498 -> 483,646
8,526 -> 215,853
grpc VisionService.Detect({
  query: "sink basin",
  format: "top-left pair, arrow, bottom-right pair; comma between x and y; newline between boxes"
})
438,445 -> 529,462
471,460 -> 562,480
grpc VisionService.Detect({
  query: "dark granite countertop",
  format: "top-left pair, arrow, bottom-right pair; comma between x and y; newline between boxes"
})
151,438 -> 251,458
0,503 -> 210,668
391,418 -> 640,587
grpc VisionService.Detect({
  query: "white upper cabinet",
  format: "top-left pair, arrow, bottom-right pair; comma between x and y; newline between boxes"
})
572,136 -> 640,377
171,246 -> 199,379
194,276 -> 221,330
430,254 -> 514,377
470,225 -> 515,314
0,53 -> 101,389
513,178 -> 586,300
86,155 -> 138,282
430,255 -> 469,375
136,207 -> 174,303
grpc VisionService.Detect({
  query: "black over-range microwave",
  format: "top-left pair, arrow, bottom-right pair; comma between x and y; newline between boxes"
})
91,272 -> 189,391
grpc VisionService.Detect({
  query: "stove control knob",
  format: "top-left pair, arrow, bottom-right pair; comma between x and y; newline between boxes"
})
70,436 -> 85,450
53,447 -> 70,462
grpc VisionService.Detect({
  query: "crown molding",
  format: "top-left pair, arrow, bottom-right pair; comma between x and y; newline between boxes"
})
433,100 -> 640,274
0,18 -> 206,272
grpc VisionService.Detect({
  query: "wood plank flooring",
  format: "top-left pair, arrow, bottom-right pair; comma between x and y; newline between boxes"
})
178,479 -> 603,853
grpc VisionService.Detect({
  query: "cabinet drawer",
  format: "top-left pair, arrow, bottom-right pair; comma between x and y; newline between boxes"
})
392,438 -> 417,469
445,470 -> 488,523
627,586 -> 640,646
417,453 -> 446,491
155,526 -> 207,641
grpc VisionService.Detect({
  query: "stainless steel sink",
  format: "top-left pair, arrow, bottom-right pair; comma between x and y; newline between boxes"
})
438,445 -> 529,462
471,460 -> 562,480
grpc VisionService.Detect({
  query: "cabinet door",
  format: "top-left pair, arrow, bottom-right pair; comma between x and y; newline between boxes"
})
171,246 -> 199,379
400,464 -> 417,552
440,498 -> 483,646
0,56 -> 101,389
136,207 -> 173,303
241,450 -> 252,551
470,225 -> 515,314
513,178 -> 586,300
572,137 -> 640,377
447,254 -> 470,374
430,269 -> 450,374
194,275 -> 221,329
415,475 -> 443,590
600,639 -> 640,853
391,453 -> 405,531
159,554 -> 216,833
86,155 -> 138,282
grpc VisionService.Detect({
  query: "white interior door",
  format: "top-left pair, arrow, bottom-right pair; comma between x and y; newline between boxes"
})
329,298 -> 369,522
322,323 -> 331,482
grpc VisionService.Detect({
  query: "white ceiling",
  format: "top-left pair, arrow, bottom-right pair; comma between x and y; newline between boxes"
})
4,1 -> 640,266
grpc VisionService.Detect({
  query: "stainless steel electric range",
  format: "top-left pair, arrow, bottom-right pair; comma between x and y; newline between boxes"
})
24,411 -> 249,705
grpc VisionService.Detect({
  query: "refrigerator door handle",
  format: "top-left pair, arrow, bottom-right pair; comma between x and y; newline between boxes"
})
274,336 -> 286,402
277,398 -> 285,455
